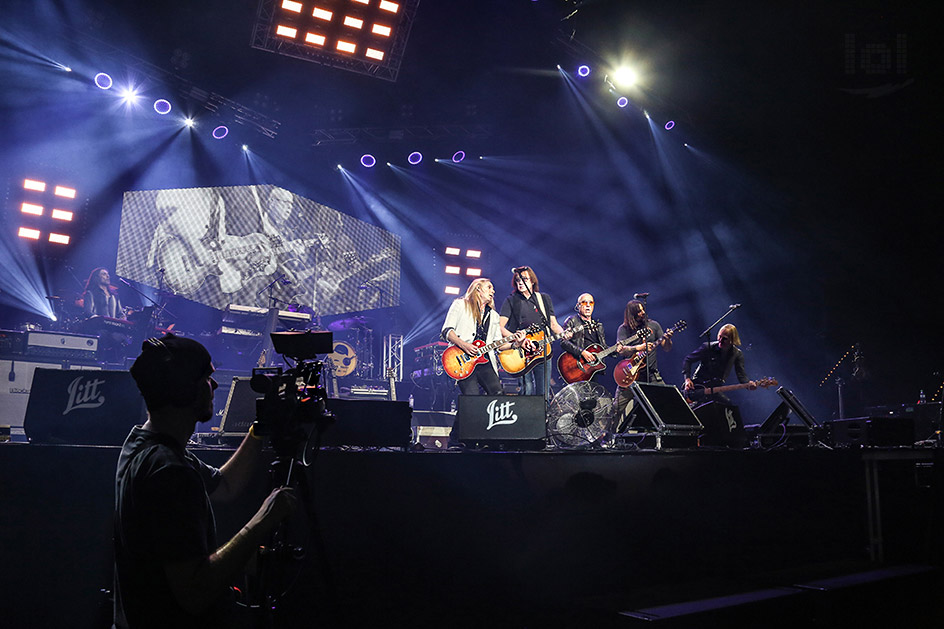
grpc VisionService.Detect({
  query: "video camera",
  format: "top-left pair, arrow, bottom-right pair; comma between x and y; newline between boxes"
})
249,331 -> 334,458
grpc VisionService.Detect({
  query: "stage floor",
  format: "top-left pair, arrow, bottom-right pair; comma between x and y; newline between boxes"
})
2,440 -> 941,627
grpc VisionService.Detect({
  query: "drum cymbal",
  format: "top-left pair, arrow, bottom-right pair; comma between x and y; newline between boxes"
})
327,316 -> 369,331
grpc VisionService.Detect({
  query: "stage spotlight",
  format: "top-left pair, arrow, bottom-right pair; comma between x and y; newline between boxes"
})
445,266 -> 461,275
18,227 -> 41,240
408,151 -> 423,165
183,117 -> 195,128
212,125 -> 229,139
664,120 -> 675,130
617,96 -> 629,108
242,144 -> 249,152
153,99 -> 172,115
613,67 -> 637,87
577,65 -> 590,77
361,154 -> 377,168
119,87 -> 139,104
444,286 -> 460,295
54,185 -> 76,199
23,179 -> 46,192
451,151 -> 465,163
94,73 -> 113,90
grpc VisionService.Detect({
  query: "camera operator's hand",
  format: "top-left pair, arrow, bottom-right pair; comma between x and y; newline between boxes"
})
248,486 -> 298,536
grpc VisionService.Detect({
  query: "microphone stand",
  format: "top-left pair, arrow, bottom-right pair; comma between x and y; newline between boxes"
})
700,304 -> 741,342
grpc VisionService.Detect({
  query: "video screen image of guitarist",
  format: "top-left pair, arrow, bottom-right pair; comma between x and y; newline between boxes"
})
116,185 -> 401,316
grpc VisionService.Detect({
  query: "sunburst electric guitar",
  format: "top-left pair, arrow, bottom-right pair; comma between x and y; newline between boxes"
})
498,321 -> 597,376
613,320 -> 687,388
442,324 -> 540,380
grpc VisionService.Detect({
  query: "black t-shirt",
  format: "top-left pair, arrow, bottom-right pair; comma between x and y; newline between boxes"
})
499,291 -> 555,333
114,427 -> 230,629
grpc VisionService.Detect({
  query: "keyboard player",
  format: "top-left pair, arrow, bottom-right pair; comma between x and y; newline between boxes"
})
81,267 -> 129,362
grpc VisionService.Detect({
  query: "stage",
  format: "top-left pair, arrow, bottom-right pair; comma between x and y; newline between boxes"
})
1,439 -> 941,627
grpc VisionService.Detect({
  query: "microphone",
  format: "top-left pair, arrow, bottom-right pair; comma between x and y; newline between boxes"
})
117,277 -> 133,287
634,293 -> 649,299
729,303 -> 741,309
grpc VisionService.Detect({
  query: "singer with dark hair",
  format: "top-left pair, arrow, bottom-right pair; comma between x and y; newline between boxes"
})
613,299 -> 675,422
82,267 -> 125,319
682,323 -> 756,405
499,266 -> 567,395
114,334 -> 297,629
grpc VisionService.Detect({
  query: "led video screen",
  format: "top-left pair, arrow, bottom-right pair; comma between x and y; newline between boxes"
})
116,185 -> 400,316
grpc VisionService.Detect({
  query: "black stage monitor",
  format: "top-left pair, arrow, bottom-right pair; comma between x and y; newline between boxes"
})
628,382 -> 703,433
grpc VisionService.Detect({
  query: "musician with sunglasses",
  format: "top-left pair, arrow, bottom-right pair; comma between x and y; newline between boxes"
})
559,293 -> 608,373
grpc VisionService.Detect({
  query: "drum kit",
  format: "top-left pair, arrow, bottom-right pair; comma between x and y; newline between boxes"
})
324,315 -> 375,380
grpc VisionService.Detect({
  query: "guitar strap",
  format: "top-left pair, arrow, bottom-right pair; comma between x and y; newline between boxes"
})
534,292 -> 549,328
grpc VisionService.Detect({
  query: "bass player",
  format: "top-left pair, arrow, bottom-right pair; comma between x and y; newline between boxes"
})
682,323 -> 757,405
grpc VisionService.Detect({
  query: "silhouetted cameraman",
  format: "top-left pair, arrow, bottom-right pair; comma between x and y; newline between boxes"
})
114,334 -> 296,628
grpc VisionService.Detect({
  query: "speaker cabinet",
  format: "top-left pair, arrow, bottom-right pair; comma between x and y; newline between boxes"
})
456,395 -> 545,449
23,368 -> 146,445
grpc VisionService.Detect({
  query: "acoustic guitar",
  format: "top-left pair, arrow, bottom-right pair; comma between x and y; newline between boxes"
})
557,327 -> 651,384
498,321 -> 596,376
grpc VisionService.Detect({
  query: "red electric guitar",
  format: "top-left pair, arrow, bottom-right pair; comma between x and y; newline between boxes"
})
613,320 -> 687,388
557,327 -> 651,384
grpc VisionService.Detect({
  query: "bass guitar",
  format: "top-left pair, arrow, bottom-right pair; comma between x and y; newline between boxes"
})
685,377 -> 779,404
613,320 -> 687,388
498,321 -> 597,376
442,324 -> 539,380
557,327 -> 651,384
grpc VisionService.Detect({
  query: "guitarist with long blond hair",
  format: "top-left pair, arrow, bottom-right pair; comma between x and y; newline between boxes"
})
682,323 -> 757,405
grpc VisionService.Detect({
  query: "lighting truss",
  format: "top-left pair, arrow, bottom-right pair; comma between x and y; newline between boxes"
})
311,123 -> 492,146
383,334 -> 404,382
252,0 -> 420,82
69,28 -> 281,139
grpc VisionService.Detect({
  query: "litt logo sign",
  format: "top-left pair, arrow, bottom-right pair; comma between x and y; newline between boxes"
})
63,376 -> 107,415
485,398 -> 518,430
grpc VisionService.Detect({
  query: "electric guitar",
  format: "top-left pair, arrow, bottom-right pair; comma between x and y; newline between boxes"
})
157,233 -> 321,295
557,327 -> 651,384
685,377 -> 779,404
442,324 -> 540,380
498,321 -> 597,376
613,320 -> 687,388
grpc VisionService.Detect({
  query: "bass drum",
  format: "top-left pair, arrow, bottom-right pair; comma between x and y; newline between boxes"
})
327,341 -> 357,378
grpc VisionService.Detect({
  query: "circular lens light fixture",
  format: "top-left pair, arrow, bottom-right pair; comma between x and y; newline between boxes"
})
94,73 -> 113,90
577,65 -> 591,77
408,151 -> 423,165
361,154 -> 377,168
616,96 -> 629,108
664,120 -> 675,130
212,125 -> 229,140
451,151 -> 466,163
153,99 -> 172,115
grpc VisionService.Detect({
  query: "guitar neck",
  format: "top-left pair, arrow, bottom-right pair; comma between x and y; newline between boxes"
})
702,382 -> 752,395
